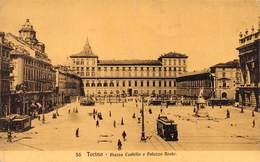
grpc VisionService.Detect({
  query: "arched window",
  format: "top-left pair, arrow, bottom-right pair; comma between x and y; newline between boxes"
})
222,92 -> 227,99
110,82 -> 114,87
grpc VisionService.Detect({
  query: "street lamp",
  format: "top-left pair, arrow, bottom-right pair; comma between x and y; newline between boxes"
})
140,95 -> 146,142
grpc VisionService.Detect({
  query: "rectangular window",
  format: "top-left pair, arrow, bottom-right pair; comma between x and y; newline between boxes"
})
153,81 -> 156,87
147,81 -> 149,87
128,81 -> 131,87
141,81 -> 143,87
135,81 -> 137,87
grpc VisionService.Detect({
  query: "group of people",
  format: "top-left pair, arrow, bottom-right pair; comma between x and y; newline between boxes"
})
117,130 -> 127,150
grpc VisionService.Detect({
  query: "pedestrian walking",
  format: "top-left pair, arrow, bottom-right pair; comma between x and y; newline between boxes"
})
122,131 -> 127,141
240,106 -> 244,113
252,119 -> 255,128
96,120 -> 99,127
252,110 -> 255,117
149,108 -> 152,114
121,117 -> 124,125
68,109 -> 70,114
117,139 -> 122,150
38,115 -> 41,120
93,114 -> 96,120
75,128 -> 79,137
109,110 -> 112,117
93,109 -> 96,115
7,130 -> 12,142
138,117 -> 141,123
132,113 -> 136,119
226,109 -> 230,118
160,108 -> 163,113
56,110 -> 59,116
113,120 -> 116,128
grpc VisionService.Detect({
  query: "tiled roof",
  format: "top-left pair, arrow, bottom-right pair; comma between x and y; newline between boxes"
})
178,69 -> 210,77
159,52 -> 188,59
98,60 -> 162,66
211,59 -> 240,68
70,52 -> 98,58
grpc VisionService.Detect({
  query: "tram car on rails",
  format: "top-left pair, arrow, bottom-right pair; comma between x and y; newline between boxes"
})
157,116 -> 178,141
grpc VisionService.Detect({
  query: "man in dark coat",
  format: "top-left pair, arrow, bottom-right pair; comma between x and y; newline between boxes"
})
76,128 -> 79,137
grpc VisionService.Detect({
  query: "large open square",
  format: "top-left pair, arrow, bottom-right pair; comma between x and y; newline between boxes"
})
1,100 -> 259,151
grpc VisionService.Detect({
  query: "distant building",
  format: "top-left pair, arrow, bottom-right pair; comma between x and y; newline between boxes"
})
236,24 -> 260,110
69,38 -> 188,97
210,59 -> 242,101
54,65 -> 83,105
0,32 -> 12,116
176,59 -> 242,102
5,19 -> 54,115
176,69 -> 213,100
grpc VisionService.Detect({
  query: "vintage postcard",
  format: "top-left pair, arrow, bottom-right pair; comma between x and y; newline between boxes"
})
0,0 -> 259,162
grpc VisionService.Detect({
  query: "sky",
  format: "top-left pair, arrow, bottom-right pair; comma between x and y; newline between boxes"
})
0,0 -> 259,71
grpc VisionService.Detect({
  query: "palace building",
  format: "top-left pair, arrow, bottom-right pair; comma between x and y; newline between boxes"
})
0,32 -> 12,116
176,59 -> 242,103
236,24 -> 260,110
53,65 -> 83,105
5,19 -> 55,115
69,39 -> 188,97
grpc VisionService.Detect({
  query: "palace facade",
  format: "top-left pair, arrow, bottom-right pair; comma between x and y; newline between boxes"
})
236,25 -> 260,110
176,69 -> 213,99
176,59 -> 242,101
54,65 -> 83,105
5,19 -> 55,115
0,32 -> 12,116
69,39 -> 188,97
210,59 -> 241,101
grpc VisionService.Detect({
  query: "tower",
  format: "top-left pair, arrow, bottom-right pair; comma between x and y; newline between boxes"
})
81,37 -> 93,55
19,19 -> 37,44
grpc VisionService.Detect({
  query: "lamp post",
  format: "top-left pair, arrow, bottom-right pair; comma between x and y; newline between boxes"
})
140,95 -> 146,142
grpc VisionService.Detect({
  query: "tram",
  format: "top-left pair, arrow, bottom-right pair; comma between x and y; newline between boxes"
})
156,116 -> 178,141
